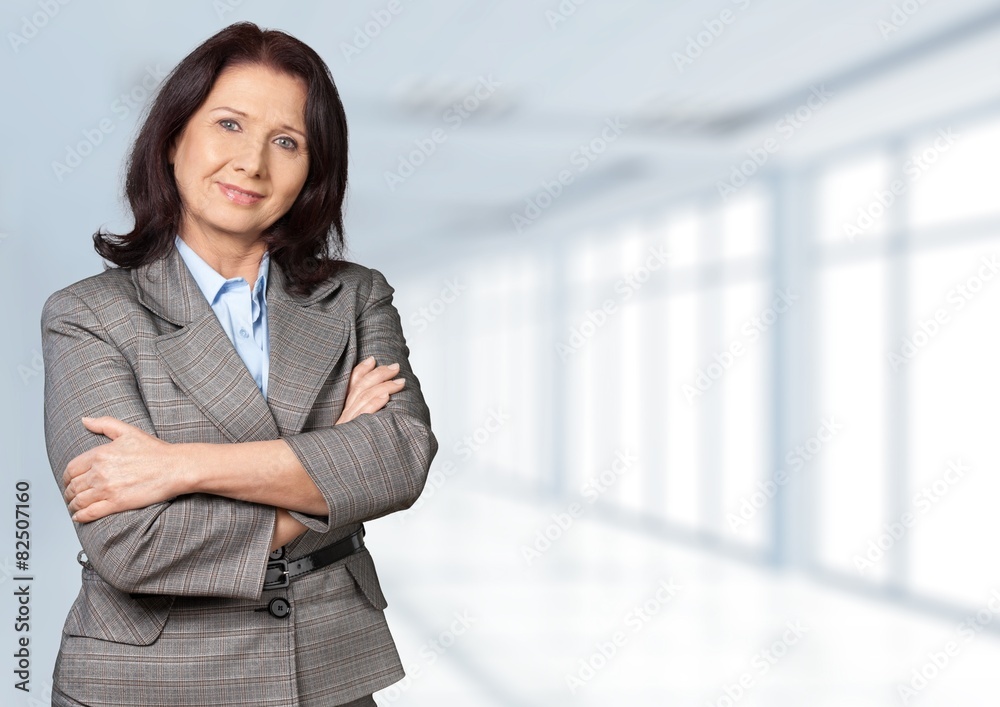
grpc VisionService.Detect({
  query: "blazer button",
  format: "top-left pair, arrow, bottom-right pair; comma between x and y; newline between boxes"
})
268,597 -> 291,619
269,547 -> 285,560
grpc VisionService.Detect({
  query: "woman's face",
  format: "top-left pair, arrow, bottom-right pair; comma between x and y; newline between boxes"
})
169,63 -> 309,246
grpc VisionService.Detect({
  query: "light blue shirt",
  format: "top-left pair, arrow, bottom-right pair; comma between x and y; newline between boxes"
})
174,234 -> 271,399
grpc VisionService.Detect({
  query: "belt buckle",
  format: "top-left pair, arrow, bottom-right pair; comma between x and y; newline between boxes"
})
265,558 -> 289,589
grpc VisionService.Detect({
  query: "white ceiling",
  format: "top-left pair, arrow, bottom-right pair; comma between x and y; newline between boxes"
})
303,0 -> 1000,261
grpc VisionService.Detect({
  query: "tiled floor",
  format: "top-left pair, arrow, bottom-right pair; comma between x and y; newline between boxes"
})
367,474 -> 1000,706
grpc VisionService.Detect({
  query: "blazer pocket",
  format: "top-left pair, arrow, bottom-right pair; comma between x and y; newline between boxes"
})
62,567 -> 174,646
344,548 -> 388,611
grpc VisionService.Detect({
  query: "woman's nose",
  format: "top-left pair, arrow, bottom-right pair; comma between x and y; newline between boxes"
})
232,140 -> 268,178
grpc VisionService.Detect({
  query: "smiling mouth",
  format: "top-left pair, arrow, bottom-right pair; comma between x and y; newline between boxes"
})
218,182 -> 264,205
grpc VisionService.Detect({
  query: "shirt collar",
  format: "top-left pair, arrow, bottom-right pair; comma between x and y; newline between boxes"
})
174,234 -> 270,306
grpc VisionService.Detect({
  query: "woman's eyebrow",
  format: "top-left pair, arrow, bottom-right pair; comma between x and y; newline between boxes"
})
209,105 -> 306,139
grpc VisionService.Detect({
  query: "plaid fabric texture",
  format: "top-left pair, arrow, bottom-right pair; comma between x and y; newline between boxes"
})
41,246 -> 437,706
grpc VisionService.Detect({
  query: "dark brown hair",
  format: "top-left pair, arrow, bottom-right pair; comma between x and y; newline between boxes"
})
95,22 -> 349,298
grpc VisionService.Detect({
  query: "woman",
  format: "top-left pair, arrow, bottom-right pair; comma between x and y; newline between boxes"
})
40,22 -> 437,707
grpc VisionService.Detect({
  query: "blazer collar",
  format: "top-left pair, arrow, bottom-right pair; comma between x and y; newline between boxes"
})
130,243 -> 351,442
131,242 -> 342,326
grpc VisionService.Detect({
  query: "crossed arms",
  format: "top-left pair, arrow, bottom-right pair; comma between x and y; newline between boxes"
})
41,268 -> 437,599
63,355 -> 400,550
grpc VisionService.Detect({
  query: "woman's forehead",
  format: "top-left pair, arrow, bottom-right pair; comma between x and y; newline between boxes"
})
203,64 -> 308,123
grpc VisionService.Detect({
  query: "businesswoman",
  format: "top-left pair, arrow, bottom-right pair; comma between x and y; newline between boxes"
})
40,22 -> 437,707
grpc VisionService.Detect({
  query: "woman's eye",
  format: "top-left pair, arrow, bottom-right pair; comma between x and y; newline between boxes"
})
219,119 -> 240,131
275,136 -> 297,151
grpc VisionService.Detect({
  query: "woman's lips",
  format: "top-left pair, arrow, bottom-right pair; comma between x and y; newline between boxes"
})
218,182 -> 264,205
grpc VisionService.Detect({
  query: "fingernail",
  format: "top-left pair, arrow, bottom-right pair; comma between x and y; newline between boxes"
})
389,362 -> 399,369
393,378 -> 404,384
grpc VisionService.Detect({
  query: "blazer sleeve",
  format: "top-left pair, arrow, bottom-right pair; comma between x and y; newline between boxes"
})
283,267 -> 439,533
41,289 -> 277,600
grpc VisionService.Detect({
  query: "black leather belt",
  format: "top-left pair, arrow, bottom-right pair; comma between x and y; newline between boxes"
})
263,526 -> 365,591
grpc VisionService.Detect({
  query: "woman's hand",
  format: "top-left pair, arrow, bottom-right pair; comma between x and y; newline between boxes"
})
63,416 -> 182,523
337,355 -> 405,424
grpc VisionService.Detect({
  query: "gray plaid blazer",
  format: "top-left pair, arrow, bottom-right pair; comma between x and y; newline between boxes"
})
41,243 -> 438,706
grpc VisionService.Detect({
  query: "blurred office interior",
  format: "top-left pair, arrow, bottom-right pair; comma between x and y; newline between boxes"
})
4,1 -> 1000,705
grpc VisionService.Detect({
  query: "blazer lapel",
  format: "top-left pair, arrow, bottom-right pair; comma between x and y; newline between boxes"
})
132,243 -> 350,443
265,260 -> 351,436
